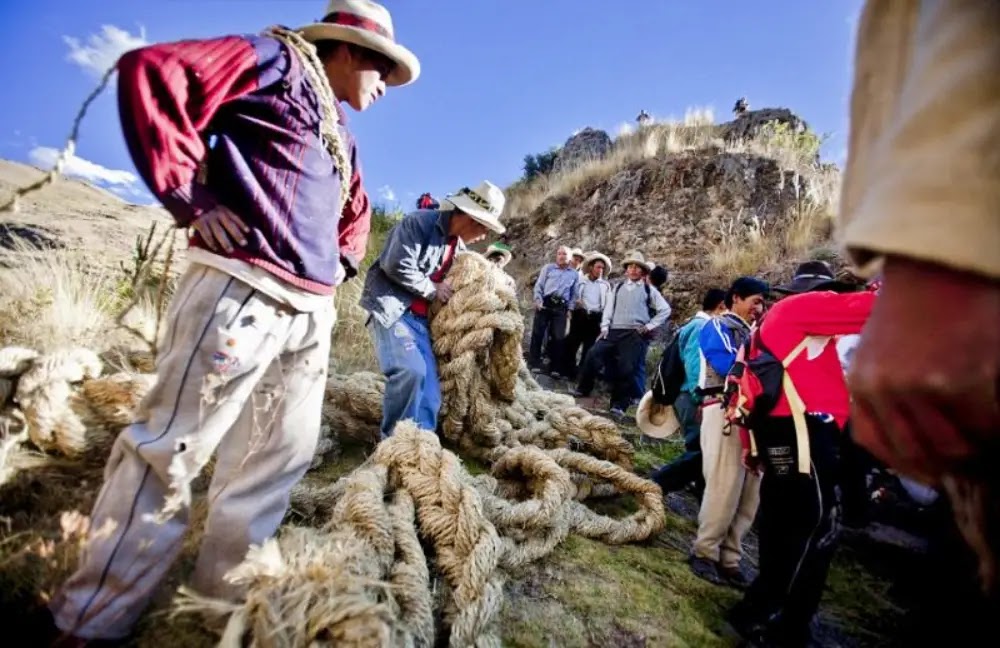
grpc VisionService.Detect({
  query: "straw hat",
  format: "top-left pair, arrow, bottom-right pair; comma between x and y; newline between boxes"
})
570,248 -> 585,260
485,242 -> 512,266
583,251 -> 611,272
636,391 -> 681,439
298,0 -> 420,86
621,250 -> 653,272
441,181 -> 506,234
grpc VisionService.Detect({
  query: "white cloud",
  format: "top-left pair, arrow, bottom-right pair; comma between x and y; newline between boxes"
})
29,146 -> 139,188
64,25 -> 148,78
377,185 -> 397,202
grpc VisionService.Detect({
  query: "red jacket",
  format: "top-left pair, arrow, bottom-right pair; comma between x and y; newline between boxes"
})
759,291 -> 876,428
117,35 -> 371,292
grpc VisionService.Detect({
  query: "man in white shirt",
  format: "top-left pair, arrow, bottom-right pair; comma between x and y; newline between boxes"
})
574,251 -> 671,416
563,251 -> 611,379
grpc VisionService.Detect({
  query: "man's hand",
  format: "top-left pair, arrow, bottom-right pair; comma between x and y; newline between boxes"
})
848,256 -> 1000,484
637,325 -> 654,339
598,328 -> 609,340
575,299 -> 585,309
534,299 -> 543,311
434,280 -> 454,304
191,205 -> 249,253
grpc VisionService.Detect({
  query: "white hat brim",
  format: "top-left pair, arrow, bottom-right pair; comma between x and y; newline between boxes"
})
584,253 -> 611,270
442,196 -> 506,234
622,257 -> 652,272
636,391 -> 680,439
297,24 -> 420,87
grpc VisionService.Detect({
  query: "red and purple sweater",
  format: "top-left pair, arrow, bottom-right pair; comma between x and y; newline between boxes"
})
116,34 -> 371,294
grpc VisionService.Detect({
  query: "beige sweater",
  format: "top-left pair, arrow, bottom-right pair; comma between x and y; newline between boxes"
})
839,0 -> 1000,280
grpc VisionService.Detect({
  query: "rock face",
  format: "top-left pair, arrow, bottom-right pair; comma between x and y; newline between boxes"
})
721,108 -> 809,143
552,127 -> 612,174
504,145 -> 839,317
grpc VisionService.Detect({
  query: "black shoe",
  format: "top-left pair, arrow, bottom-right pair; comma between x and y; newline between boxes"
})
571,388 -> 587,398
719,563 -> 752,590
688,555 -> 724,585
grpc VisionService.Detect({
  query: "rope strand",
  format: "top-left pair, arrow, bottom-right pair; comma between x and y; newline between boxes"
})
0,65 -> 116,213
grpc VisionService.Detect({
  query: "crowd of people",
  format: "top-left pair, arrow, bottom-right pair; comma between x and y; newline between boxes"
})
28,0 -> 997,645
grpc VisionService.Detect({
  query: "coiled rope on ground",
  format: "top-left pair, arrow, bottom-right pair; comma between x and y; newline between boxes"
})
0,252 -> 665,646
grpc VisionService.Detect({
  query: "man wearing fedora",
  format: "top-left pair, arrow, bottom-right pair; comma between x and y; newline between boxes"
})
726,261 -> 875,647
574,251 -> 671,417
43,1 -> 420,641
362,181 -> 506,439
486,242 -> 512,269
562,251 -> 611,380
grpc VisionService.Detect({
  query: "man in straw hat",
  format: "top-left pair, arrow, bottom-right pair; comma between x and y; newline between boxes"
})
574,251 -> 671,417
569,248 -> 586,273
361,181 -> 506,440
43,1 -> 420,641
485,241 -> 513,269
562,251 -> 611,380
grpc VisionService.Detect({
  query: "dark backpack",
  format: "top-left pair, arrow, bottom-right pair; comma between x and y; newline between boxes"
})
650,333 -> 684,405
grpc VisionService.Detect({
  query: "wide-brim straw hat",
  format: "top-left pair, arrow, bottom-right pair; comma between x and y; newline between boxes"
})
621,250 -> 653,272
486,242 -> 512,265
570,247 -> 585,260
773,260 -> 854,295
441,181 -> 506,234
583,251 -> 611,272
298,0 -> 420,87
636,391 -> 681,439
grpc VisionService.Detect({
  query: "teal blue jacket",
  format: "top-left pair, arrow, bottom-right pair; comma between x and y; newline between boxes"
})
677,312 -> 712,400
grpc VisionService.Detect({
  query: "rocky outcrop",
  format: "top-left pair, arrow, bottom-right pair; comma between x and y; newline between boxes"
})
552,128 -> 612,174
503,146 -> 839,317
721,108 -> 809,143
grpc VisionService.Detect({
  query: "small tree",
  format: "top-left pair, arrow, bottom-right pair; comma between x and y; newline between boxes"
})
522,147 -> 559,180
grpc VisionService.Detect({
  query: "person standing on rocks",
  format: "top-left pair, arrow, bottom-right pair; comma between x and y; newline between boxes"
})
689,276 -> 768,588
573,251 -> 670,417
562,251 -> 611,380
362,181 -> 506,439
529,245 -> 579,377
42,1 -> 420,642
650,287 -> 728,496
726,265 -> 873,647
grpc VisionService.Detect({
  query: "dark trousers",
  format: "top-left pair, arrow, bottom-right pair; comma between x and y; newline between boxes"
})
650,391 -> 704,493
576,329 -> 645,411
839,421 -> 879,527
528,306 -> 568,370
734,415 -> 841,647
562,310 -> 602,378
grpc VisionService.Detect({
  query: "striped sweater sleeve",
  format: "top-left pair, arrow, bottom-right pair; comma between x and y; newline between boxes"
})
116,36 -> 285,226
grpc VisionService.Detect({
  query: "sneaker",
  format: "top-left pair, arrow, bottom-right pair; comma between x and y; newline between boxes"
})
688,555 -> 724,585
549,372 -> 563,380
571,389 -> 587,398
609,407 -> 626,418
719,563 -> 752,590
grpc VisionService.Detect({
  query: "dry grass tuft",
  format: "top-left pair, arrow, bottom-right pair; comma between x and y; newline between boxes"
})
0,237 -> 121,352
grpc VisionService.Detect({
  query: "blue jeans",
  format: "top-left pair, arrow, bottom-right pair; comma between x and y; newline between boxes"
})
633,340 -> 651,401
369,312 -> 441,439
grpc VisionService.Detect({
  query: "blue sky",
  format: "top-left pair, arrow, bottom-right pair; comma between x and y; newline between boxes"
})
0,0 -> 863,208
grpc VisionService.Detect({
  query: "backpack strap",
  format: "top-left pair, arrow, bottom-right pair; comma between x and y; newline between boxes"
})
780,335 -> 831,474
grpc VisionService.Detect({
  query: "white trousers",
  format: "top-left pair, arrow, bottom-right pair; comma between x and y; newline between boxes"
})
51,266 -> 335,639
692,402 -> 761,569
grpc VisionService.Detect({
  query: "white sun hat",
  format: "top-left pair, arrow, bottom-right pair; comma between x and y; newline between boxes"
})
297,0 -> 420,87
441,181 -> 506,234
583,251 -> 612,272
621,250 -> 654,272
636,391 -> 681,439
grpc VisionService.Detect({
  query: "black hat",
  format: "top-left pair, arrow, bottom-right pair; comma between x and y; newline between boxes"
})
649,265 -> 669,289
773,261 -> 853,295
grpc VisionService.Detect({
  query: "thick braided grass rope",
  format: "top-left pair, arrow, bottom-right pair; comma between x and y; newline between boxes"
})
194,252 -> 665,645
